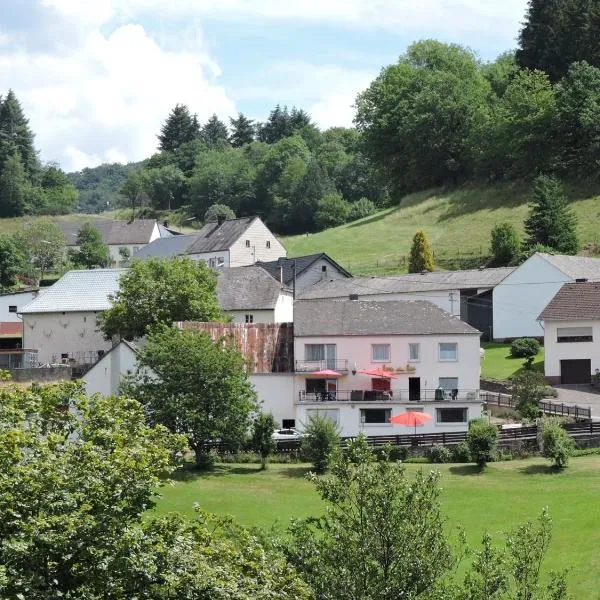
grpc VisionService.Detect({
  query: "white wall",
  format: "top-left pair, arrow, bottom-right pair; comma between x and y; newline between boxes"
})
0,291 -> 39,323
295,257 -> 349,292
83,343 -> 138,397
493,255 -> 570,340
543,319 -> 600,378
189,251 -> 230,268
229,218 -> 286,267
250,373 -> 296,427
22,311 -> 112,364
274,293 -> 293,322
228,309 -> 276,324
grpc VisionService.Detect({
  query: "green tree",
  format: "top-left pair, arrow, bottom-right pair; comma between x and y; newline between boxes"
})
0,152 -> 27,217
490,222 -> 520,266
525,175 -> 578,254
348,197 -> 376,221
230,112 -> 255,147
70,222 -> 111,268
511,370 -> 547,420
123,325 -> 257,468
466,419 -> 499,468
99,257 -> 223,340
315,192 -> 349,230
0,235 -> 23,290
38,164 -> 79,214
201,113 -> 230,147
119,169 -> 149,219
158,103 -> 200,152
300,415 -> 340,473
13,220 -> 66,281
409,229 -> 435,273
482,51 -> 519,98
251,412 -> 277,469
143,164 -> 186,210
540,418 -> 575,469
205,203 -> 236,222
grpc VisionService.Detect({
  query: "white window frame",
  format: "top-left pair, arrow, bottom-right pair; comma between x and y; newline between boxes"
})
371,344 -> 391,363
245,314 -> 254,324
439,342 -> 458,362
408,343 -> 420,362
360,407 -> 392,427
435,407 -> 468,424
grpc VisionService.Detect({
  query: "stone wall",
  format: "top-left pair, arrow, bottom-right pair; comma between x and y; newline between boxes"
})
10,366 -> 72,383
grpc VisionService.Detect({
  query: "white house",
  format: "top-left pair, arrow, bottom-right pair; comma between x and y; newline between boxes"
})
82,340 -> 139,396
134,216 -> 286,268
19,269 -> 124,365
59,219 -> 174,265
293,299 -> 482,436
493,253 -> 600,340
0,289 -> 43,348
538,281 -> 600,385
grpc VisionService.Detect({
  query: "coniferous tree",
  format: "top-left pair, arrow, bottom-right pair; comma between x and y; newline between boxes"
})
200,114 -> 229,147
157,104 -> 199,152
525,175 -> 578,254
0,90 -> 38,177
229,113 -> 255,147
0,153 -> 27,217
408,230 -> 435,273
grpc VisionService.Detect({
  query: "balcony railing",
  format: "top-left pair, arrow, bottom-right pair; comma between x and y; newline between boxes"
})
295,359 -> 349,373
297,389 -> 481,403
0,349 -> 38,370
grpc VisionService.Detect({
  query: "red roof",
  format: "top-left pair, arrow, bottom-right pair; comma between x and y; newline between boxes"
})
0,322 -> 23,338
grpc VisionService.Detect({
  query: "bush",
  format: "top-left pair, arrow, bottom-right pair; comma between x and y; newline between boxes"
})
540,418 -> 575,468
511,370 -> 547,419
300,416 -> 340,473
205,203 -> 235,223
490,222 -> 520,266
451,441 -> 471,463
466,419 -> 499,467
347,197 -> 376,221
379,444 -> 409,462
510,337 -> 541,359
542,386 -> 559,398
429,445 -> 452,463
315,193 -> 350,230
250,412 -> 277,470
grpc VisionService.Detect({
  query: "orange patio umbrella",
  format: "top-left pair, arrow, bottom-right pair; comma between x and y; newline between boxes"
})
357,368 -> 399,379
389,411 -> 432,435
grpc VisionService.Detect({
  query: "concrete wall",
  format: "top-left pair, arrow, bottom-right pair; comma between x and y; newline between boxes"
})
543,319 -> 600,379
229,218 -> 286,267
10,365 -> 71,382
0,291 -> 39,323
22,311 -> 112,364
82,343 -> 138,397
250,373 -> 296,427
274,293 -> 294,322
493,254 -> 570,340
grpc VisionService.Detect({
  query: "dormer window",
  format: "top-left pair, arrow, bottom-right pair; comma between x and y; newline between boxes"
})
245,240 -> 250,248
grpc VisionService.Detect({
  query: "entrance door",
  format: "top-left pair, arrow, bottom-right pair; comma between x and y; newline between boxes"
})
560,359 -> 591,384
409,377 -> 421,401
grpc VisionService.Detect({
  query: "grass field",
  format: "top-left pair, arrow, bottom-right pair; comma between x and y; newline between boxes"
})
481,342 -> 545,381
283,180 -> 600,276
155,457 -> 600,597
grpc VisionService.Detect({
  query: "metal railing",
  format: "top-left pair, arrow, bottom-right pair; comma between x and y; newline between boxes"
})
0,349 -> 38,369
297,389 -> 481,403
295,359 -> 349,373
481,392 -> 592,420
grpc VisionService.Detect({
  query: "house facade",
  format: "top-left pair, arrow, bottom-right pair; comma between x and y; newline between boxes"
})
82,340 -> 139,397
538,282 -> 600,385
0,289 -> 42,348
493,253 -> 600,340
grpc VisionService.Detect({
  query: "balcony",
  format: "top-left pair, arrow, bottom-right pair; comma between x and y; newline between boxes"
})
297,389 -> 481,403
295,359 -> 349,373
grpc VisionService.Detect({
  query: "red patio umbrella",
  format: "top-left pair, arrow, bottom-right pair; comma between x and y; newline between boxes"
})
310,369 -> 342,377
389,411 -> 432,435
357,368 -> 399,379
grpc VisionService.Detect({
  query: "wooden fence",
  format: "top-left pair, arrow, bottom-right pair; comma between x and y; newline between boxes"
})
481,392 -> 592,420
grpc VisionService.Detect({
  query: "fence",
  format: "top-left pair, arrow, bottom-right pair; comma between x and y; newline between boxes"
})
481,392 -> 592,420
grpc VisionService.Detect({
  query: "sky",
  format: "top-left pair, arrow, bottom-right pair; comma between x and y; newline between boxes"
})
0,0 -> 529,172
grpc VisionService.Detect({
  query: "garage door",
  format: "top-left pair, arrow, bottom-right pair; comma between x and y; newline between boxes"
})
560,359 -> 592,384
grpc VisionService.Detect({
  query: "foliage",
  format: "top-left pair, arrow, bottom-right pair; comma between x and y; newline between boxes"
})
540,418 -> 575,469
201,113 -> 230,147
70,222 -> 111,268
38,164 -> 79,215
100,257 -> 223,340
205,202 -> 236,223
347,197 -> 376,221
250,412 -> 277,470
123,325 -> 257,468
510,337 -> 541,359
0,235 -> 23,290
0,152 -> 27,217
315,192 -> 349,230
143,164 -> 186,210
13,220 -> 66,280
409,229 -> 435,273
118,245 -> 131,262
466,419 -> 499,467
300,415 -> 340,474
452,441 -> 472,463
490,222 -> 521,266
511,370 -> 547,420
430,444 -> 452,463
525,175 -> 578,254
230,112 -> 255,147
158,103 -> 200,152
119,169 -> 149,218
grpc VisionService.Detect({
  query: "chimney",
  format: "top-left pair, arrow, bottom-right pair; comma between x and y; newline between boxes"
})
575,278 -> 588,283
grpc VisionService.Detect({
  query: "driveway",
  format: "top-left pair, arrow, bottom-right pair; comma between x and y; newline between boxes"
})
553,385 -> 600,418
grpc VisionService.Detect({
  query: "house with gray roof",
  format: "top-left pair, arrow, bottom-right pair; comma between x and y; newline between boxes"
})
293,298 -> 482,437
493,252 -> 600,340
134,216 -> 286,268
538,281 -> 600,385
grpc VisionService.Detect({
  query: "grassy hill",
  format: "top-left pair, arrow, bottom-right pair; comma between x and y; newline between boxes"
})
283,180 -> 600,276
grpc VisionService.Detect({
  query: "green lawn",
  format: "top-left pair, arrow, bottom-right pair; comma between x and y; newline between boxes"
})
481,342 -> 545,381
154,457 -> 600,598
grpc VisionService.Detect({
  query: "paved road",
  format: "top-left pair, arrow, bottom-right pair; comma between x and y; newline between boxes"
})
553,385 -> 600,417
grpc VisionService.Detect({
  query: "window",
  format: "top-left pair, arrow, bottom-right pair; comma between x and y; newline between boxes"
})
245,240 -> 251,247
282,419 -> 295,429
306,408 -> 339,425
306,379 -> 326,394
321,265 -> 327,272
438,377 -> 459,391
360,408 -> 392,424
8,305 -> 17,313
245,314 -> 254,323
266,240 -> 271,248
557,327 -> 593,343
216,257 -> 225,268
436,407 -> 467,423
439,342 -> 458,361
372,344 -> 390,362
408,343 -> 420,362
305,343 -> 337,369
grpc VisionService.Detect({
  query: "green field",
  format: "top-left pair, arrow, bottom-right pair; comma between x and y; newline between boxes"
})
481,342 -> 545,381
283,181 -> 600,276
154,458 -> 600,597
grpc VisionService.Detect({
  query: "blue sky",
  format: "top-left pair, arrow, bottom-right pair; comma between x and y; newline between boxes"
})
0,0 -> 529,171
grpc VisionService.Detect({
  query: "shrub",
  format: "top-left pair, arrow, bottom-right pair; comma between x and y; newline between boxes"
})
510,337 -> 541,359
315,193 -> 350,230
429,445 -> 452,463
300,416 -> 340,474
451,441 -> 471,463
347,197 -> 376,221
466,419 -> 499,467
490,222 -> 520,266
408,230 -> 435,273
540,418 -> 575,468
205,203 -> 235,223
250,412 -> 277,470
379,444 -> 409,462
511,370 -> 547,419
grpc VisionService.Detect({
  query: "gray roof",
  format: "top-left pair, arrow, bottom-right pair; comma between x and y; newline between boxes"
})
186,217 -> 257,254
257,253 -> 352,286
294,299 -> 481,336
538,253 -> 600,280
298,267 -> 515,300
58,219 -> 168,246
19,269 -> 126,314
134,234 -> 197,259
217,267 -> 291,311
538,282 -> 600,321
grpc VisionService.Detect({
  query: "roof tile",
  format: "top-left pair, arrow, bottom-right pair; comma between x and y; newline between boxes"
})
538,282 -> 600,321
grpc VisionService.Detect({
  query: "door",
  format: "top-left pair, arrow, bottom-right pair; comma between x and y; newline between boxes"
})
409,377 -> 421,401
324,344 -> 337,370
560,359 -> 591,384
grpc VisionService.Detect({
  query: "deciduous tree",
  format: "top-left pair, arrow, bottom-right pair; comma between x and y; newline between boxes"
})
490,222 -> 520,266
251,412 -> 277,469
70,222 -> 111,268
0,234 -> 23,290
13,220 -> 66,281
